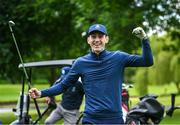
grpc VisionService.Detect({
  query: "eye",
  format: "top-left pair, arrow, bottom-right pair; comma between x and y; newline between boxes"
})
98,34 -> 104,39
90,35 -> 96,39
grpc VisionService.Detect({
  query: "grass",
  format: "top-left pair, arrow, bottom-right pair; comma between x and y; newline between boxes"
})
129,83 -> 178,97
0,84 -> 50,103
0,83 -> 180,124
0,112 -> 63,124
161,110 -> 180,124
1,108 -> 180,124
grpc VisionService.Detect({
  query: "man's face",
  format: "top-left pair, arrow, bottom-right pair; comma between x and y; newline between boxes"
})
87,32 -> 109,55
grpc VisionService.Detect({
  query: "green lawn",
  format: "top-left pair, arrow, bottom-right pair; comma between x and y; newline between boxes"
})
0,112 -> 63,124
0,107 -> 180,124
0,83 -> 180,124
129,83 -> 179,97
0,84 -> 50,103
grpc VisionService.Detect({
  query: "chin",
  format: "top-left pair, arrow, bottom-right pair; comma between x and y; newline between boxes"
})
93,49 -> 103,54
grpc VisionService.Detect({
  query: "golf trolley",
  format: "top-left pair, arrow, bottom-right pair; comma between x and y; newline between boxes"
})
118,83 -> 180,125
125,93 -> 180,125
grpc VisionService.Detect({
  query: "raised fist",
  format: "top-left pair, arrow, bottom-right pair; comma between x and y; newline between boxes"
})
132,27 -> 148,40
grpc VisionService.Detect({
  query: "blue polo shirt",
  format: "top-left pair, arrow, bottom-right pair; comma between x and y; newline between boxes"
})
41,39 -> 153,119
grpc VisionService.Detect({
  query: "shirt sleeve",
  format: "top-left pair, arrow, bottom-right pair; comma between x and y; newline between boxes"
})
124,39 -> 154,67
41,61 -> 81,97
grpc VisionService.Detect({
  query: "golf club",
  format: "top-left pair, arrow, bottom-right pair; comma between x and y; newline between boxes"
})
8,20 -> 30,84
8,21 -> 41,124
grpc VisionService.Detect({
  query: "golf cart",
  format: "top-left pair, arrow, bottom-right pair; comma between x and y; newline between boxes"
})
10,59 -> 74,124
8,20 -> 76,124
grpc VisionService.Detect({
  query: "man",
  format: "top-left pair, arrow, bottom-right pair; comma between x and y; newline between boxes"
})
44,66 -> 84,125
29,24 -> 153,124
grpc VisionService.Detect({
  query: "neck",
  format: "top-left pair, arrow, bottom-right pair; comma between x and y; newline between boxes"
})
92,48 -> 105,55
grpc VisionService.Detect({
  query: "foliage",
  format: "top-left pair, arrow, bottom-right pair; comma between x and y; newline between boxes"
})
134,68 -> 148,96
156,51 -> 173,84
170,54 -> 180,93
0,0 -> 179,84
133,32 -> 179,92
141,0 -> 180,33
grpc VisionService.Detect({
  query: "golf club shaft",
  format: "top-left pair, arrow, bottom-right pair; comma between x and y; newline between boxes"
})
9,24 -> 31,88
9,21 -> 41,117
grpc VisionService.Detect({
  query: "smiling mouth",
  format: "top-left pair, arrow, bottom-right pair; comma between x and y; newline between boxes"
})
93,42 -> 101,46
94,45 -> 101,48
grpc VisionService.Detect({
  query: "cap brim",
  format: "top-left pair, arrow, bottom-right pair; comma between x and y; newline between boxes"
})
88,30 -> 107,35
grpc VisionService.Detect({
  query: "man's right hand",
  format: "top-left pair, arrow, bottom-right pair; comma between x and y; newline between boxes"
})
29,88 -> 41,99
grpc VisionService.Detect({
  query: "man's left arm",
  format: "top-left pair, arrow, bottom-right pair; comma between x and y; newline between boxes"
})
125,27 -> 154,67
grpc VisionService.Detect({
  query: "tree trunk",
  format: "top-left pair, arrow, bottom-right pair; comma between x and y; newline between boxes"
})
48,45 -> 56,86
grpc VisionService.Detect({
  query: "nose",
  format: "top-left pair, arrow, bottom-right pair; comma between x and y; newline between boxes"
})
94,36 -> 100,42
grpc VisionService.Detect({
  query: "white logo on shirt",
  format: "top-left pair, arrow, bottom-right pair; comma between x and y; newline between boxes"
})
72,87 -> 76,92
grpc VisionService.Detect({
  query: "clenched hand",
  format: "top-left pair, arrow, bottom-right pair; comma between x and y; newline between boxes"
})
29,88 -> 41,99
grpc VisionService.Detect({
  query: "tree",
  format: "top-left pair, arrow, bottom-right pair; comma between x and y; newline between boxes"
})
170,54 -> 180,93
1,0 -> 179,84
146,32 -> 179,93
141,0 -> 179,34
156,51 -> 173,85
134,68 -> 148,96
0,0 -> 86,83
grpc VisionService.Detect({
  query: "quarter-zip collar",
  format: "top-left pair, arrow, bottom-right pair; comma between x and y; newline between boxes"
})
90,49 -> 109,60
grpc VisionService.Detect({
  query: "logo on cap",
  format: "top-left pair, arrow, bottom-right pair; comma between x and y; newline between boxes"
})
61,69 -> 65,75
95,24 -> 100,29
88,24 -> 107,35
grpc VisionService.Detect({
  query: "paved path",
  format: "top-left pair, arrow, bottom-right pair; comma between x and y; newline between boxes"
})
0,108 -> 12,113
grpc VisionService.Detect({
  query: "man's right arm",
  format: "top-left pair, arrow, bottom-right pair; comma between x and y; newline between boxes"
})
29,63 -> 80,98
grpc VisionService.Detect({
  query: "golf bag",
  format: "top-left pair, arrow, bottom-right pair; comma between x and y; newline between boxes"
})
10,93 -> 32,125
125,94 -> 165,125
122,83 -> 133,122
122,86 -> 130,122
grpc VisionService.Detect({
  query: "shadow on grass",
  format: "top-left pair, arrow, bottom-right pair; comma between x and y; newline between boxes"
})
0,112 -> 63,124
0,110 -> 180,124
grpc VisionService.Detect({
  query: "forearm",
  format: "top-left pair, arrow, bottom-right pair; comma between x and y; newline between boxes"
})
141,38 -> 154,66
125,39 -> 153,67
41,69 -> 80,97
41,83 -> 65,97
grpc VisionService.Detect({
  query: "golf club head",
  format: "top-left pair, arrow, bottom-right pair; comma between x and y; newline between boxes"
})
9,20 -> 15,26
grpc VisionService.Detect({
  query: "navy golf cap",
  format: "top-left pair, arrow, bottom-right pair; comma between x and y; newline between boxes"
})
61,66 -> 71,77
88,24 -> 107,35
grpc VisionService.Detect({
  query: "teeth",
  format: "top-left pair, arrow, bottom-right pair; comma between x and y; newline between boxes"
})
93,41 -> 101,46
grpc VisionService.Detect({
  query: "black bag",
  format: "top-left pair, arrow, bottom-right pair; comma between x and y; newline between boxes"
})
126,94 -> 165,124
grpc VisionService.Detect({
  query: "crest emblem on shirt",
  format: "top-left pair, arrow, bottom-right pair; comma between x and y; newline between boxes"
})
72,87 -> 76,92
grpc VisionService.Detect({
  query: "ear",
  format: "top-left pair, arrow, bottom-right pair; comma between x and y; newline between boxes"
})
105,36 -> 109,43
87,36 -> 91,44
